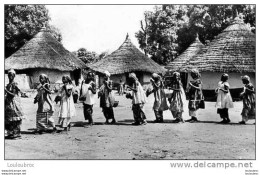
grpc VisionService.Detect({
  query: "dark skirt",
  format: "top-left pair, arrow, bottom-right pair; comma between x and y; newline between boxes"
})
217,108 -> 229,119
102,107 -> 114,120
5,97 -> 23,138
132,104 -> 146,123
5,120 -> 22,138
83,104 -> 93,121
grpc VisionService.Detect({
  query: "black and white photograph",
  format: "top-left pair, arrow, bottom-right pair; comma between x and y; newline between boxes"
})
1,2 -> 258,175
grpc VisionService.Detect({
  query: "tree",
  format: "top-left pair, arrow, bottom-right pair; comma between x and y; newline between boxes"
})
76,48 -> 98,64
47,25 -> 62,42
136,5 -> 189,65
5,5 -> 62,58
136,5 -> 255,65
97,50 -> 110,60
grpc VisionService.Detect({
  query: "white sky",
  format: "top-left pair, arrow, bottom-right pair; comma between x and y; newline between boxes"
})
46,5 -> 155,54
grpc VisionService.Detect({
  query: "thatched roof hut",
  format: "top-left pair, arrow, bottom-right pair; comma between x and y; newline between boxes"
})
89,34 -> 166,75
184,18 -> 255,73
5,28 -> 86,89
176,18 -> 255,101
165,34 -> 204,72
5,28 -> 86,71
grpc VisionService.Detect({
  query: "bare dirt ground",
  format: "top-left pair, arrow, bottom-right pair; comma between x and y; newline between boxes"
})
5,91 -> 255,160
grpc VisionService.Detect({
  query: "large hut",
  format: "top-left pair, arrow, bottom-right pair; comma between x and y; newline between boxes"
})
5,28 -> 86,89
165,34 -> 204,89
89,34 -> 166,87
172,17 -> 255,100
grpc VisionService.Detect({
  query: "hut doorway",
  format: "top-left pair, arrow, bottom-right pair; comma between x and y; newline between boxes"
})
180,72 -> 188,90
72,69 -> 81,86
135,72 -> 143,84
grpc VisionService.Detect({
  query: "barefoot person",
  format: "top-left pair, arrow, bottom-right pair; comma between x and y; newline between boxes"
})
58,76 -> 76,132
80,72 -> 96,126
5,69 -> 24,139
239,75 -> 255,124
186,69 -> 204,122
98,71 -> 116,124
147,73 -> 168,123
126,73 -> 148,125
34,74 -> 56,133
215,73 -> 234,123
168,72 -> 186,123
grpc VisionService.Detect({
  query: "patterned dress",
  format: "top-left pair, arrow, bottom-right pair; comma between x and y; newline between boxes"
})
187,79 -> 204,117
35,84 -> 55,131
99,80 -> 115,121
241,83 -> 255,121
169,83 -> 186,119
5,82 -> 23,138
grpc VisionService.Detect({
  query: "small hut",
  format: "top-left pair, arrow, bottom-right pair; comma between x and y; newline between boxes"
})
165,34 -> 204,89
176,18 -> 255,100
89,34 -> 166,87
5,28 -> 87,89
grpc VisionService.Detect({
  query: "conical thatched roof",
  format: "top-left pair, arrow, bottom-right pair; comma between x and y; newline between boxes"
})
5,29 -> 86,71
89,34 -> 166,75
183,18 -> 255,73
165,34 -> 204,72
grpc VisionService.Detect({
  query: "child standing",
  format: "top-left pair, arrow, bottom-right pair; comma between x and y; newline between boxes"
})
186,69 -> 204,122
147,73 -> 168,123
126,73 -> 148,125
58,76 -> 76,131
118,79 -> 125,96
80,72 -> 96,126
239,75 -> 255,124
98,71 -> 116,124
215,73 -> 234,123
168,72 -> 186,123
5,69 -> 24,139
34,74 -> 56,133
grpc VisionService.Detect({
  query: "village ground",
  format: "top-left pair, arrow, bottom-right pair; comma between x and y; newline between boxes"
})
5,91 -> 255,160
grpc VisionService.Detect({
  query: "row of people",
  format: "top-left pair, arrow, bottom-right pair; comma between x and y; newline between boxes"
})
5,69 -> 255,139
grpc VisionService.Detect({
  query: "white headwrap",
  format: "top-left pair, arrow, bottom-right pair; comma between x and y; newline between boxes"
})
8,69 -> 16,75
104,70 -> 110,77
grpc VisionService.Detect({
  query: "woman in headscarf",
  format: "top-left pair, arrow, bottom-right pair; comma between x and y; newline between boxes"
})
168,72 -> 186,123
147,73 -> 168,123
34,74 -> 56,133
186,69 -> 204,122
98,71 -> 116,124
5,69 -> 24,139
215,73 -> 234,123
126,73 -> 148,125
58,75 -> 76,132
239,75 -> 255,124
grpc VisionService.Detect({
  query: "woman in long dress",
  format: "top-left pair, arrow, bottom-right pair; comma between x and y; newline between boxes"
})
239,75 -> 255,124
186,69 -> 204,122
5,69 -> 24,139
98,71 -> 116,124
215,73 -> 234,123
147,73 -> 168,123
126,73 -> 148,125
58,76 -> 76,131
34,74 -> 56,133
168,72 -> 186,123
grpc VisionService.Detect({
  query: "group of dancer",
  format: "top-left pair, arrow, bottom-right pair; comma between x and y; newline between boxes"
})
5,68 -> 255,139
